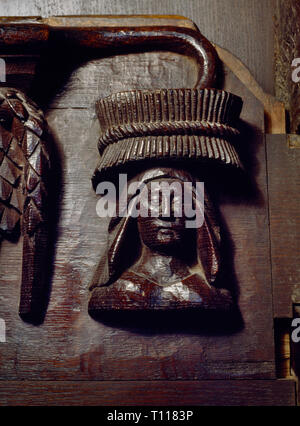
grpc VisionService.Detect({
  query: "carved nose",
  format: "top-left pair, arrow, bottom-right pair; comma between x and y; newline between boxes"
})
159,196 -> 179,220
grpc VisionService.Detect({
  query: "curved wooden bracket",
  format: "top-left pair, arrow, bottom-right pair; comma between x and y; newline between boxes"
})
0,19 -> 218,89
214,44 -> 286,134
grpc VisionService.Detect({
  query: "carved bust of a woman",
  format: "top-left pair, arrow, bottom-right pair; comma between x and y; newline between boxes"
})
88,88 -> 242,315
88,167 -> 233,314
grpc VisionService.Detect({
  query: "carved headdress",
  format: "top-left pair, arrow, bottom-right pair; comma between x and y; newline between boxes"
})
92,88 -> 243,187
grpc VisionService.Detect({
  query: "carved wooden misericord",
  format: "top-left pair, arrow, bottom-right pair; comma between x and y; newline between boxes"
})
0,14 -> 298,406
0,21 -> 243,321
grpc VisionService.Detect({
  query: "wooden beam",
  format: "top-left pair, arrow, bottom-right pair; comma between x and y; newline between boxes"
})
0,379 -> 296,406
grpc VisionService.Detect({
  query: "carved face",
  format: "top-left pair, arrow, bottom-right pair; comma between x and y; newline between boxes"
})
137,178 -> 191,252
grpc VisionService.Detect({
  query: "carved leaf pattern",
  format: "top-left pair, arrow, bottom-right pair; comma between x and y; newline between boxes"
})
0,88 -> 50,321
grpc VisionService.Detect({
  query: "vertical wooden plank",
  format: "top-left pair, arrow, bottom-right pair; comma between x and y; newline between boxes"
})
267,135 -> 300,317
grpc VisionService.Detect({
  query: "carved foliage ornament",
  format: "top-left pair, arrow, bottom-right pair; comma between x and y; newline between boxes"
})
0,88 -> 49,321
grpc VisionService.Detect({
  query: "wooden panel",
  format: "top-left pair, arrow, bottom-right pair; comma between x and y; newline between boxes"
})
0,379 -> 296,406
267,135 -> 300,317
0,42 -> 276,381
0,0 -> 275,94
0,10 -> 287,406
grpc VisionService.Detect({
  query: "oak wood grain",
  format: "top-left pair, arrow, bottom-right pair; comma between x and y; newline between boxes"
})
267,135 -> 300,317
0,379 -> 296,406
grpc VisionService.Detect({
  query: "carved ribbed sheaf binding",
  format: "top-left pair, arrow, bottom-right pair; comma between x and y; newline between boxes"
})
93,88 -> 243,182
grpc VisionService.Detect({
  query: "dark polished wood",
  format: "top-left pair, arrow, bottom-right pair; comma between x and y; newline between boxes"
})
0,21 -> 218,90
0,17 -> 276,378
0,14 -> 296,406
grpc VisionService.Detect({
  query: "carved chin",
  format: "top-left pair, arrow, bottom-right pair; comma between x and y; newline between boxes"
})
143,229 -> 184,251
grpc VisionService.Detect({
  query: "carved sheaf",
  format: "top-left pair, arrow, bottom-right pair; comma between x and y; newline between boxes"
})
0,88 -> 50,322
92,89 -> 242,184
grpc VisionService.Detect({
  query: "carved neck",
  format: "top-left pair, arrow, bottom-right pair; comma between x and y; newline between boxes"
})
130,244 -> 192,286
